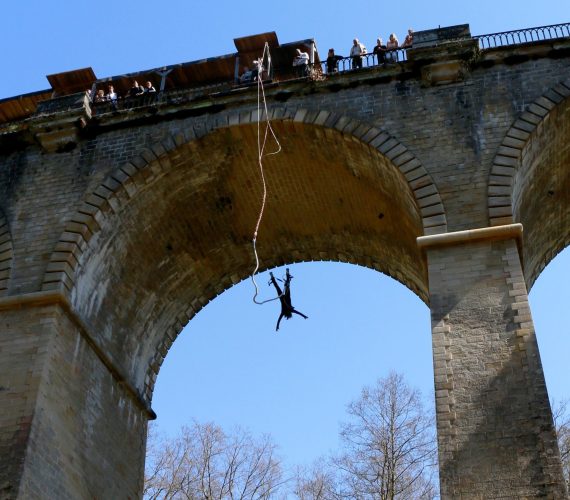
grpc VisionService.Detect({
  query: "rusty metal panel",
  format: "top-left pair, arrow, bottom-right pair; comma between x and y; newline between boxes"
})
94,54 -> 237,94
234,32 -> 279,53
46,67 -> 97,96
0,90 -> 52,124
162,55 -> 236,88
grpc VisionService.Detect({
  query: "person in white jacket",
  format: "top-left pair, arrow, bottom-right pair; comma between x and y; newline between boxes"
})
292,48 -> 310,77
350,38 -> 366,69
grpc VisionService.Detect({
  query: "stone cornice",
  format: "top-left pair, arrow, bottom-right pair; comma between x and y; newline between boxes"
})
417,223 -> 523,250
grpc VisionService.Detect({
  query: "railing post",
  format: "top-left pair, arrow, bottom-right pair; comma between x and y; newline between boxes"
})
234,54 -> 240,83
155,68 -> 173,93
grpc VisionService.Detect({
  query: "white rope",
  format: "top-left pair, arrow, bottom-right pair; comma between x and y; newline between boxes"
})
251,43 -> 282,305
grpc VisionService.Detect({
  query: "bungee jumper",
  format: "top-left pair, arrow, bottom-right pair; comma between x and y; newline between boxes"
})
247,43 -> 309,332
269,268 -> 308,331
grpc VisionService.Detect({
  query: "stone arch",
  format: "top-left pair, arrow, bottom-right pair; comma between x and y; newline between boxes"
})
42,107 -> 447,294
41,107 -> 447,402
0,209 -> 13,296
141,248 -> 419,402
488,79 -> 570,287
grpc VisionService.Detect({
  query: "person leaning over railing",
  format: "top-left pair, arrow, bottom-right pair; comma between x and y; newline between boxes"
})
326,48 -> 343,74
373,38 -> 387,66
128,80 -> 145,98
402,28 -> 414,47
144,81 -> 156,93
386,33 -> 399,62
293,48 -> 310,77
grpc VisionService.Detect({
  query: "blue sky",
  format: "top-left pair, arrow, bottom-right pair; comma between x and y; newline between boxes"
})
3,0 -> 568,473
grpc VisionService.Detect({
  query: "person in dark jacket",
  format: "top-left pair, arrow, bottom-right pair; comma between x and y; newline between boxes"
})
326,48 -> 343,74
269,268 -> 308,331
373,38 -> 387,66
128,80 -> 144,98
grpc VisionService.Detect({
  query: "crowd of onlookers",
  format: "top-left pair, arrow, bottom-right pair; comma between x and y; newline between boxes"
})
290,29 -> 413,77
88,80 -> 157,104
329,29 -> 414,73
240,29 -> 414,84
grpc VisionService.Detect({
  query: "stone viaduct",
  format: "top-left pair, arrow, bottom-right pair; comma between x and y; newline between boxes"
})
0,24 -> 568,499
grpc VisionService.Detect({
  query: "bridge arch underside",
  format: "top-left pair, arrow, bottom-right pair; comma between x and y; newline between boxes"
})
70,122 -> 427,396
512,97 -> 570,289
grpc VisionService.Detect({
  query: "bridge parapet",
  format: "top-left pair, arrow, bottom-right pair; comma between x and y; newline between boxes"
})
1,22 -> 569,137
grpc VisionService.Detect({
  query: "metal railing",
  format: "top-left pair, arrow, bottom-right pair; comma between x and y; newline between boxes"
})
318,49 -> 408,75
90,92 -> 159,114
475,22 -> 570,49
267,48 -> 409,83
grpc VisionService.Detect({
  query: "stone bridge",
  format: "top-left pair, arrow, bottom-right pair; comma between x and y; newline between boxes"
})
0,24 -> 568,499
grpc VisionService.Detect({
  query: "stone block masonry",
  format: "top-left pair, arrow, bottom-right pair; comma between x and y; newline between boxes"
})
0,32 -> 568,498
420,226 -> 566,498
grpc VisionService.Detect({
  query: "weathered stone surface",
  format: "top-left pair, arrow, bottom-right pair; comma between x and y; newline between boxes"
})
0,35 -> 568,499
0,302 -> 146,499
426,238 -> 566,499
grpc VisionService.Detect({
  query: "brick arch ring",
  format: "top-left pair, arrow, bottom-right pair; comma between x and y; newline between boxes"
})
488,78 -> 570,227
0,209 -> 13,296
41,106 -> 447,293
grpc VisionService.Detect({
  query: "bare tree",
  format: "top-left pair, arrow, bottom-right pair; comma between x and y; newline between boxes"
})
293,460 -> 343,500
552,399 -> 570,491
144,421 -> 284,499
333,372 -> 438,499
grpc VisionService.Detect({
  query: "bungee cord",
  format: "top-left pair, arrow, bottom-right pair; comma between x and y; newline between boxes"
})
251,43 -> 283,305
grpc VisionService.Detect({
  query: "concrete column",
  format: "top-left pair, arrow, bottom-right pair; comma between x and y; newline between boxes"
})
0,295 -> 148,499
419,225 -> 567,499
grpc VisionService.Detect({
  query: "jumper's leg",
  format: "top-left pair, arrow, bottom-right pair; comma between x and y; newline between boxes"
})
276,313 -> 284,331
291,309 -> 308,319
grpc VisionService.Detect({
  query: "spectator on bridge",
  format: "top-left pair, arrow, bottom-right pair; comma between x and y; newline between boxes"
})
94,89 -> 106,103
326,48 -> 343,74
144,81 -> 156,93
240,66 -> 254,84
292,48 -> 310,77
106,85 -> 118,103
350,38 -> 366,69
128,80 -> 145,98
252,59 -> 262,80
373,38 -> 387,66
386,33 -> 399,62
402,28 -> 414,48
387,33 -> 399,49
